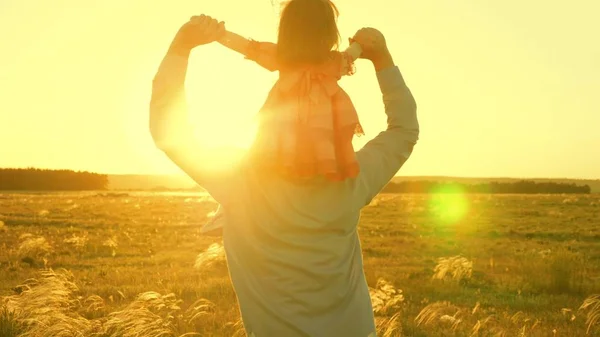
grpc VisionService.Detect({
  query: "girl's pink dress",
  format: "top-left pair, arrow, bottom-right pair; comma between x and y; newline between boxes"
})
245,41 -> 364,181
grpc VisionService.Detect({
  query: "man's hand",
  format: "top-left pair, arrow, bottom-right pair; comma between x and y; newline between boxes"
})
350,28 -> 394,71
169,15 -> 225,56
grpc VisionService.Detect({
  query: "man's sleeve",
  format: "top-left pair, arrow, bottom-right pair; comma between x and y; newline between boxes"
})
352,66 -> 419,207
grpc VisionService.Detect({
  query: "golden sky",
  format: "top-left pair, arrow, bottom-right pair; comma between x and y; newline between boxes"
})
1,0 -> 598,179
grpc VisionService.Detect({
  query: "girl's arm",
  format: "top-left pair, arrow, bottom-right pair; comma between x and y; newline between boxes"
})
345,42 -> 363,61
218,31 -> 279,72
338,42 -> 363,77
218,30 -> 251,56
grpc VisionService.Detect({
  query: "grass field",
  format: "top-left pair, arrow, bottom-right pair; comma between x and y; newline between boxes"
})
1,192 -> 599,336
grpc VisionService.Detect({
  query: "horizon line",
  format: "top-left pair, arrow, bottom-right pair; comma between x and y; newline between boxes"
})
2,167 -> 598,181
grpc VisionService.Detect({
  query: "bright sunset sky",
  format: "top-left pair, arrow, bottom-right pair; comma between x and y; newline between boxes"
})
1,0 -> 598,179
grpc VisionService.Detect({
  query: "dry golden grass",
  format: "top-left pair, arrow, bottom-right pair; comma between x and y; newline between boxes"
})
580,294 -> 600,334
432,256 -> 473,282
194,243 -> 226,271
16,236 -> 52,267
63,234 -> 89,252
2,269 -> 93,337
100,291 -> 185,337
375,312 -> 402,337
1,192 -> 600,336
370,279 -> 404,316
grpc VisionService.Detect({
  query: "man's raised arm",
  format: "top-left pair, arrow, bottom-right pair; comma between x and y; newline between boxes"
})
149,15 -> 239,205
149,48 -> 192,151
351,28 -> 420,206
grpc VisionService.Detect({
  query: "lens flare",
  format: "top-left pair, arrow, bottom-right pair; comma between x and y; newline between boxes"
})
428,184 -> 469,224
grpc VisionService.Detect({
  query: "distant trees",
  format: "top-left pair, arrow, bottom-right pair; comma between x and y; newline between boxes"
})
0,168 -> 108,191
0,169 -> 592,194
382,180 -> 591,194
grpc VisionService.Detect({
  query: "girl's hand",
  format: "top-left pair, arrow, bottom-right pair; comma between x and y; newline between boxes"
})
169,15 -> 226,55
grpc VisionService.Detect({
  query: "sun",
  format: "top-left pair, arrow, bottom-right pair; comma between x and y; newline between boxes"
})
177,44 -> 275,169
179,108 -> 259,171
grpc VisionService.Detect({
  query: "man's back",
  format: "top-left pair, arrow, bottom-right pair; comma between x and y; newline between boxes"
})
224,170 -> 375,337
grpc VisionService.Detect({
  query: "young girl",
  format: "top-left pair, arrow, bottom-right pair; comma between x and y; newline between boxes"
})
202,0 -> 364,235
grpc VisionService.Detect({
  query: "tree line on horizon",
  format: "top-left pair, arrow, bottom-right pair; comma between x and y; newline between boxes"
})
381,180 -> 591,194
0,168 -> 108,191
0,168 -> 592,194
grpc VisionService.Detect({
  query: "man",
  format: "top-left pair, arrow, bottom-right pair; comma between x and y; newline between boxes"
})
150,14 -> 418,337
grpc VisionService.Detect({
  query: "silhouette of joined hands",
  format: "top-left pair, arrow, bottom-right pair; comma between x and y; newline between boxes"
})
169,15 -> 225,55
350,28 -> 389,61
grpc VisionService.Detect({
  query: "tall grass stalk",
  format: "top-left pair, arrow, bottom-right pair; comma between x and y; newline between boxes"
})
580,294 -> 600,334
432,256 -> 473,282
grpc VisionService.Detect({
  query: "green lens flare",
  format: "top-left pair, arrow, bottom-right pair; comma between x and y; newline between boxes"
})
428,184 -> 469,224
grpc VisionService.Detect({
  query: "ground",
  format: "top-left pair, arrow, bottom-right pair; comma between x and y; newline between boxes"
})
1,192 -> 599,336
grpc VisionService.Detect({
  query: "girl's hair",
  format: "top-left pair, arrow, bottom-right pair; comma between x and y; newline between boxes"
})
277,0 -> 341,67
